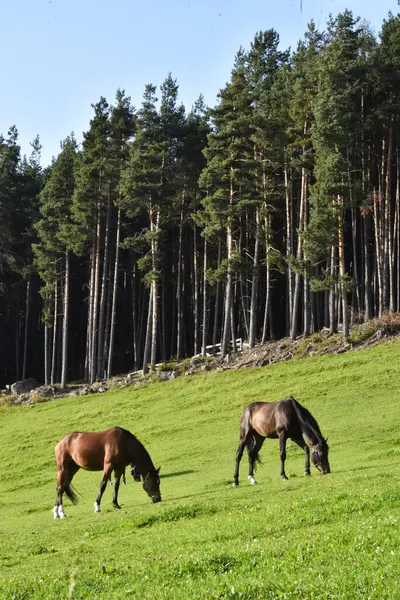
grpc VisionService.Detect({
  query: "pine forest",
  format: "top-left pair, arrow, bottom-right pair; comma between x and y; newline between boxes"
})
1,10 -> 400,388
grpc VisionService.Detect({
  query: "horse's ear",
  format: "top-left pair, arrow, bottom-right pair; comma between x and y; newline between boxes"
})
156,466 -> 161,474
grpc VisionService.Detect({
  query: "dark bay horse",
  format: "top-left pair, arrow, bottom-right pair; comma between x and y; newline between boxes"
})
233,396 -> 330,486
52,427 -> 161,518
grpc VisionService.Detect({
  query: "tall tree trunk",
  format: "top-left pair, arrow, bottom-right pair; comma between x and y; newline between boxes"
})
22,276 -> 31,380
396,149 -> 400,312
15,293 -> 20,381
90,205 -> 101,382
103,258 -> 113,375
329,246 -> 337,335
303,175 -> 310,336
201,238 -> 208,357
193,222 -> 199,356
363,213 -> 371,320
261,216 -> 271,344
338,195 -> 349,338
176,208 -> 184,360
221,224 -> 233,356
142,291 -> 153,375
107,208 -> 121,379
51,281 -> 58,386
221,177 -> 234,357
150,209 -> 160,370
132,262 -> 139,371
97,193 -> 111,378
290,166 -> 307,340
212,241 -> 222,352
61,250 -> 70,389
347,152 -> 360,321
373,186 -> 384,315
249,206 -> 261,347
85,237 -> 96,382
386,121 -> 393,313
284,163 -> 293,335
44,324 -> 49,386
161,270 -> 167,362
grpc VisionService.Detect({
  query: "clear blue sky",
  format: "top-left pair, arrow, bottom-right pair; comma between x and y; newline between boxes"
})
0,0 -> 398,165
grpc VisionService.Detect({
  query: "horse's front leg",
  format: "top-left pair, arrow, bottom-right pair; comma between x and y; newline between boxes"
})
293,437 -> 310,476
94,464 -> 113,513
279,432 -> 289,480
112,471 -> 123,509
233,440 -> 246,487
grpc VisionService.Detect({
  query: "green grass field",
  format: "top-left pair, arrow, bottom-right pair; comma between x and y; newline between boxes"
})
1,341 -> 400,600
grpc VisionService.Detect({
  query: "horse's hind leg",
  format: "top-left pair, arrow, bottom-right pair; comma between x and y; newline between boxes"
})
233,439 -> 246,487
53,468 -> 64,519
293,436 -> 311,476
279,431 -> 289,480
94,464 -> 113,512
248,433 -> 264,485
53,461 -> 79,518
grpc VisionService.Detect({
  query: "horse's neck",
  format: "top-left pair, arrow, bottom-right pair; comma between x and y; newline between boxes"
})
306,430 -> 320,447
301,417 -> 323,447
129,441 -> 153,474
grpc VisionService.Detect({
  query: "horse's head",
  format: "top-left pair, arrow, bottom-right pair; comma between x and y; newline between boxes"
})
142,467 -> 161,503
311,438 -> 330,474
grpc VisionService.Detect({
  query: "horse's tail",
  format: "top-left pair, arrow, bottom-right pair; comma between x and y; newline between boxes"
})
64,482 -> 79,505
241,404 -> 263,467
289,396 -> 320,444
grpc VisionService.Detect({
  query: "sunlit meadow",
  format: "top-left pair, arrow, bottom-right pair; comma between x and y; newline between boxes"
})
1,341 -> 399,599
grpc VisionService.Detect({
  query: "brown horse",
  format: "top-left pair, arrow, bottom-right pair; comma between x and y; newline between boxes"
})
52,426 -> 161,518
233,396 -> 330,486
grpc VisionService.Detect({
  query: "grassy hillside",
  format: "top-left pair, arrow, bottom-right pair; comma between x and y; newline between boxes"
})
1,340 -> 400,599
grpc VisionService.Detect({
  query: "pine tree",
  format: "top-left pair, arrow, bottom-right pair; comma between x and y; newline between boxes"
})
200,51 -> 257,355
121,84 -> 164,374
34,136 -> 80,387
306,11 -> 371,338
287,22 -> 324,339
246,30 -> 290,345
72,99 -> 111,382
106,90 -> 135,378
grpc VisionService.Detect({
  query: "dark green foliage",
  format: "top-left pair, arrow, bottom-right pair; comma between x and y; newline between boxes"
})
2,9 -> 400,384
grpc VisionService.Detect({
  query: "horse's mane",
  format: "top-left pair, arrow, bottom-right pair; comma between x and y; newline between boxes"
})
116,427 -> 154,466
116,426 -> 139,442
289,397 -> 325,446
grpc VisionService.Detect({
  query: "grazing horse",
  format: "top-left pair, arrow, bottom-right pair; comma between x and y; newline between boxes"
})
52,427 -> 161,518
233,396 -> 330,486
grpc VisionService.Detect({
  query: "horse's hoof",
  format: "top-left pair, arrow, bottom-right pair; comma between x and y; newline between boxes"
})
52,507 -> 59,519
248,476 -> 257,485
232,482 -> 239,488
305,472 -> 311,477
59,513 -> 67,519
94,502 -> 101,513
281,475 -> 289,481
114,505 -> 121,510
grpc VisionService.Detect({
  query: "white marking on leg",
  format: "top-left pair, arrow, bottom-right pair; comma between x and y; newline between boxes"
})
52,505 -> 59,519
58,504 -> 67,518
248,475 -> 257,485
94,501 -> 101,513
232,482 -> 238,487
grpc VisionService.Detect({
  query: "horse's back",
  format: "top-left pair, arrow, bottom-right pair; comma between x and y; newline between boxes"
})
244,397 -> 299,438
244,401 -> 280,438
55,428 -> 126,471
